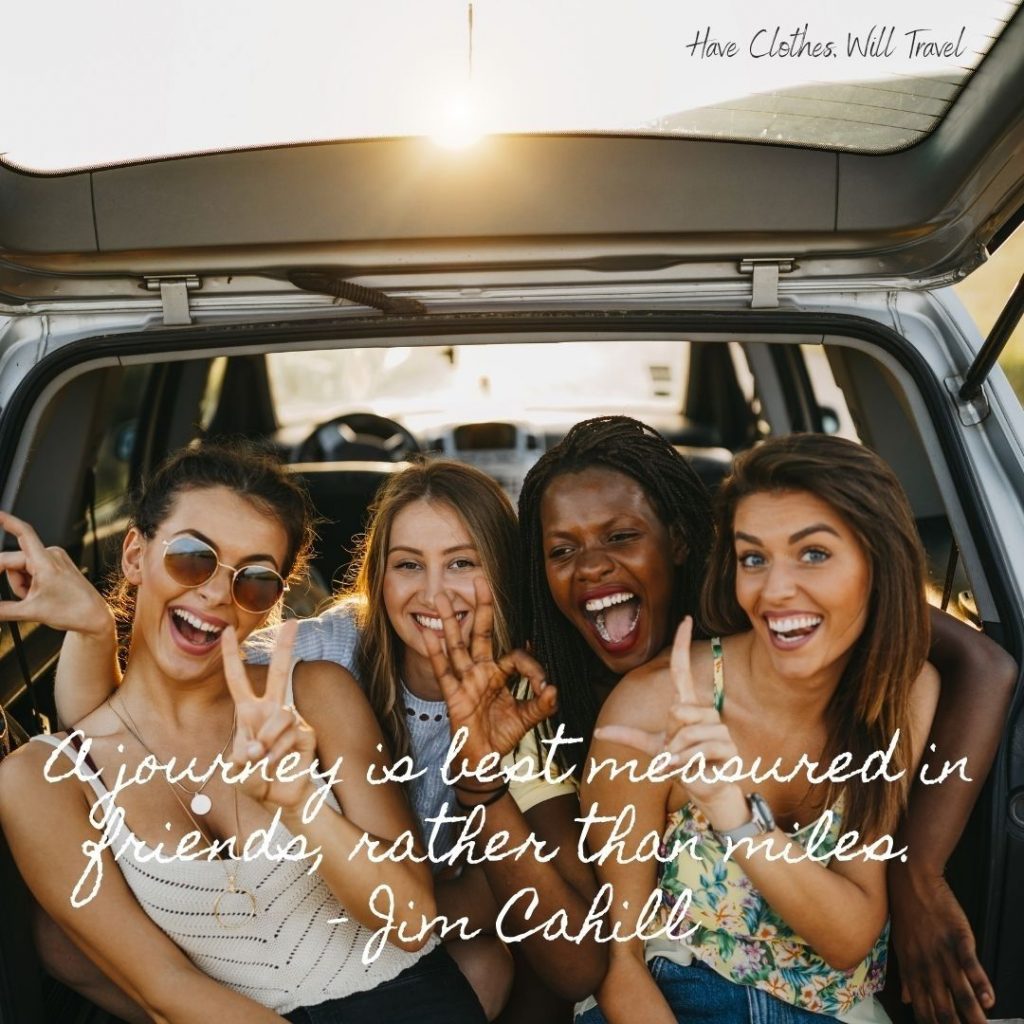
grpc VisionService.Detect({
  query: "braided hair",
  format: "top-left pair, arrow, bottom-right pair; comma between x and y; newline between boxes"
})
518,416 -> 714,778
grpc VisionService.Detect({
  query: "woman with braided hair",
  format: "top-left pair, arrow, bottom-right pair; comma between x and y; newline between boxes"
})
517,416 -> 714,780
423,417 -> 716,1018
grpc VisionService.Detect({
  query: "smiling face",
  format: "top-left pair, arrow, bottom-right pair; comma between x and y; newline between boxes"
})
382,499 -> 487,689
733,488 -> 871,686
540,466 -> 682,676
126,485 -> 289,682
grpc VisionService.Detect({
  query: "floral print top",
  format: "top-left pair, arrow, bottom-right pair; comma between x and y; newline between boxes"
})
651,640 -> 888,1020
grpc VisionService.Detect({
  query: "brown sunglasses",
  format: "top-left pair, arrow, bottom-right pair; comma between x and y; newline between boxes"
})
162,535 -> 288,614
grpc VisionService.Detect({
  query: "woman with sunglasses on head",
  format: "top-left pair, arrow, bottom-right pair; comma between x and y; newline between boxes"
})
0,442 -> 485,1024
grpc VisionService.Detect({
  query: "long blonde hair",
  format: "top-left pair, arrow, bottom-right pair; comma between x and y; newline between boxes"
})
343,460 -> 519,759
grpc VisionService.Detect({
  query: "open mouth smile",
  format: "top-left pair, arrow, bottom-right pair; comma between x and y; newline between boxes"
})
169,606 -> 227,653
581,589 -> 641,651
765,613 -> 823,649
413,610 -> 468,633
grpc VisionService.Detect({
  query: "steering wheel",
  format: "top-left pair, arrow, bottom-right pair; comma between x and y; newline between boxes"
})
295,412 -> 421,463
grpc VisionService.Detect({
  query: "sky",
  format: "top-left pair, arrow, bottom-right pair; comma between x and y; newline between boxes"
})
1,0 -> 1013,170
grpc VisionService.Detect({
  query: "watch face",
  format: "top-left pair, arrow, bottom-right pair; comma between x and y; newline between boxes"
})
749,793 -> 776,834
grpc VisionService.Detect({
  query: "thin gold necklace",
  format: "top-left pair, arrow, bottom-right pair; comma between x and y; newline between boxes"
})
108,697 -> 257,930
164,768 -> 258,931
111,697 -> 235,816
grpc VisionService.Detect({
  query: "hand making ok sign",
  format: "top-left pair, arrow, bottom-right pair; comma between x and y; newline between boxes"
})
424,577 -> 558,775
0,510 -> 114,637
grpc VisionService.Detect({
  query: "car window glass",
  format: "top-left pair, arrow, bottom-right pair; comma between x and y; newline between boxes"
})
92,364 -> 153,527
198,357 -> 229,431
955,223 -> 1024,409
267,341 -> 692,432
4,0 -> 1019,169
801,344 -> 858,439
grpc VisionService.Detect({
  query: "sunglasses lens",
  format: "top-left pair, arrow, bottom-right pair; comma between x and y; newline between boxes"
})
164,536 -> 218,587
233,565 -> 285,613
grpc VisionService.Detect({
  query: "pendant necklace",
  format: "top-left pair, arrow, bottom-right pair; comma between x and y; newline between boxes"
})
108,697 -> 257,929
110,696 -> 235,815
164,772 -> 258,931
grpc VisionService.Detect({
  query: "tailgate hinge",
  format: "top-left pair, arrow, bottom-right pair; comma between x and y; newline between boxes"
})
143,275 -> 201,325
739,258 -> 795,309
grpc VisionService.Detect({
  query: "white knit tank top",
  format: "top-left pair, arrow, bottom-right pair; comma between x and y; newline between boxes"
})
34,677 -> 437,1014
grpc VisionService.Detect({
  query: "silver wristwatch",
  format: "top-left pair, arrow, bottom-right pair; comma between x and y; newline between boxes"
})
713,793 -> 776,845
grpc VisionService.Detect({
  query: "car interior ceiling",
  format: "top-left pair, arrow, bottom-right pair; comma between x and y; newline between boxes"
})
0,330 -> 996,1022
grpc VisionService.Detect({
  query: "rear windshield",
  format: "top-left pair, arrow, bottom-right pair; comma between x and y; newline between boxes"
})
4,0 -> 1020,171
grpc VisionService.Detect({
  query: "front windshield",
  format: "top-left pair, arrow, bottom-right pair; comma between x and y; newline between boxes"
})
4,0 -> 1019,170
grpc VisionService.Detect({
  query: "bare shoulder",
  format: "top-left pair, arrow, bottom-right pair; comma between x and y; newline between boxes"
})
291,660 -> 365,715
0,737 -> 88,824
598,651 -> 674,730
291,661 -> 382,757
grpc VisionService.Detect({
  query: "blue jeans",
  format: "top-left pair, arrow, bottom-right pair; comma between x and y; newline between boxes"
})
284,946 -> 486,1024
576,957 -> 838,1023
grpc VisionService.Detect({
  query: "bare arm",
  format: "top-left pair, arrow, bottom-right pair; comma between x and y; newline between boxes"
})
595,621 -> 941,971
0,511 -> 122,726
582,658 -> 704,1024
888,608 -> 1017,1023
0,744 -> 287,1024
914,608 -> 1017,873
459,791 -> 609,1000
55,613 -> 122,726
434,864 -> 499,932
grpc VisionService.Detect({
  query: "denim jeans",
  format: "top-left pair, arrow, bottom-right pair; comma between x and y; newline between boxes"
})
284,946 -> 486,1024
575,957 -> 839,1024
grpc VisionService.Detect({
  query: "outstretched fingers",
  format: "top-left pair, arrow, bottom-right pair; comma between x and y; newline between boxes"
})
469,577 -> 495,663
0,511 -> 48,561
263,618 -> 298,707
670,616 -> 697,704
0,550 -> 31,609
0,514 -> 42,609
435,590 -> 474,675
221,626 -> 265,759
221,626 -> 255,705
516,685 -> 559,731
496,648 -> 547,697
424,625 -> 462,703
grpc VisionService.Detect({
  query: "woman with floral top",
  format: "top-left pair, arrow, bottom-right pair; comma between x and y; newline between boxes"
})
581,434 -> 940,1023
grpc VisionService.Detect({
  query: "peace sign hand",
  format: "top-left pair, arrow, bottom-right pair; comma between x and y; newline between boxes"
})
594,617 -> 740,810
0,511 -> 114,637
222,619 -> 317,813
424,577 -> 558,774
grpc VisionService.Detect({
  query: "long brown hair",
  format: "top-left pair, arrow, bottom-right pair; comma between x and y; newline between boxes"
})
344,460 -> 519,759
701,434 -> 930,838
